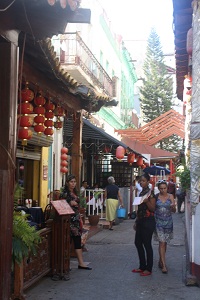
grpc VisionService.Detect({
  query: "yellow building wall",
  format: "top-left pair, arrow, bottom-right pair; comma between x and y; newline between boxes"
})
39,147 -> 49,210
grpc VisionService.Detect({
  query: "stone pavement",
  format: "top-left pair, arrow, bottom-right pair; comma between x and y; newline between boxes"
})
26,213 -> 200,300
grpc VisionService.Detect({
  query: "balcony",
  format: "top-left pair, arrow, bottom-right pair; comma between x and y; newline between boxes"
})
52,32 -> 113,97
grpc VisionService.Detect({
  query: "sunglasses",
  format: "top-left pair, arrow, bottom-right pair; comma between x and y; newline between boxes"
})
157,180 -> 167,183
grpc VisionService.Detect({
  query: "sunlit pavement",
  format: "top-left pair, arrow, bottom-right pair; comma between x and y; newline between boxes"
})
26,213 -> 200,300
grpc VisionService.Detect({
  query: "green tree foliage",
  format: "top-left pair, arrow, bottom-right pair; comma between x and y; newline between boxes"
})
140,28 -> 181,152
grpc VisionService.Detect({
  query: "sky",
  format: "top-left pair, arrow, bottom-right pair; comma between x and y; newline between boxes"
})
98,0 -> 175,54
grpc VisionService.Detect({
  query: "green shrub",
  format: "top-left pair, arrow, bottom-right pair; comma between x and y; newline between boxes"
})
12,211 -> 41,268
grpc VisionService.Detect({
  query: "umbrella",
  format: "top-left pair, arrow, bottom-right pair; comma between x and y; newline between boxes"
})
143,165 -> 171,176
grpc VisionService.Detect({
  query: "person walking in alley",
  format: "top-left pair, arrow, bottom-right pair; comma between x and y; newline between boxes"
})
132,173 -> 156,276
154,180 -> 176,274
60,175 -> 92,270
105,176 -> 123,230
167,178 -> 176,199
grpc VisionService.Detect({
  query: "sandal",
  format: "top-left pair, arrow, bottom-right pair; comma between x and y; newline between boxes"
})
162,267 -> 168,274
132,268 -> 143,273
140,270 -> 152,276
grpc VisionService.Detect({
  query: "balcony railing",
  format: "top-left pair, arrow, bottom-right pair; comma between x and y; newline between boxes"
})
52,32 -> 113,97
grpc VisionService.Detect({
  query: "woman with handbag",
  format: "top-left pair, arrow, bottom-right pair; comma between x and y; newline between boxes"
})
154,180 -> 176,274
60,174 -> 92,270
132,173 -> 156,276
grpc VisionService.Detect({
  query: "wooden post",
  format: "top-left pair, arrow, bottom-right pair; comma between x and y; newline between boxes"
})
71,112 -> 83,189
0,32 -> 19,299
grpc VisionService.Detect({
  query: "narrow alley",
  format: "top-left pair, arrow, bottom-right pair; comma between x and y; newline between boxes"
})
26,213 -> 200,300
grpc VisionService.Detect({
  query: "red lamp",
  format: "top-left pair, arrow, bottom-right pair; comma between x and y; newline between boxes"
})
136,156 -> 143,167
116,146 -> 125,160
60,167 -> 68,174
33,92 -> 46,136
61,147 -> 68,154
44,100 -> 55,137
127,153 -> 135,165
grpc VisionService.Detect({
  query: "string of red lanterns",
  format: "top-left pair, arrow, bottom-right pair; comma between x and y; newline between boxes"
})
17,82 -> 34,145
34,92 -> 46,136
60,147 -> 68,173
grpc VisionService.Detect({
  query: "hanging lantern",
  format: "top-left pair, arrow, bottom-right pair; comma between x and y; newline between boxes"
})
20,82 -> 34,102
33,92 -> 46,136
136,156 -> 143,167
60,167 -> 68,174
60,160 -> 68,167
44,100 -> 55,137
127,153 -> 135,165
18,115 -> 33,127
61,147 -> 68,154
60,148 -> 68,174
61,153 -> 68,161
18,82 -> 34,145
116,146 -> 125,160
54,104 -> 65,130
18,102 -> 34,114
18,128 -> 33,146
54,120 -> 63,129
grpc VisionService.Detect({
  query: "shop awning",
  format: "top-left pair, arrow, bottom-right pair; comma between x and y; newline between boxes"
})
64,118 -> 143,157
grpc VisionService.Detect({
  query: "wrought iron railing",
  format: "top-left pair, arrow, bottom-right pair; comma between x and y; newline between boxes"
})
52,32 -> 113,96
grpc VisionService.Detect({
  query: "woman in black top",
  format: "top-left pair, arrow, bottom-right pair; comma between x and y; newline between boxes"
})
105,176 -> 123,230
132,173 -> 156,276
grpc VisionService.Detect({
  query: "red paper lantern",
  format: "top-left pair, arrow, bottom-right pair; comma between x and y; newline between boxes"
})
34,94 -> 46,106
34,92 -> 46,136
18,102 -> 33,114
44,119 -> 54,127
61,154 -> 68,160
127,153 -> 135,165
45,102 -> 55,111
18,128 -> 33,145
60,167 -> 68,173
54,120 -> 63,129
61,147 -> 68,154
54,105 -> 64,116
44,127 -> 54,136
136,156 -> 143,167
116,146 -> 125,160
54,104 -> 64,130
45,111 -> 54,119
18,115 -> 33,127
20,83 -> 34,102
34,115 -> 45,124
34,124 -> 45,135
34,106 -> 45,115
60,160 -> 68,167
44,99 -> 55,137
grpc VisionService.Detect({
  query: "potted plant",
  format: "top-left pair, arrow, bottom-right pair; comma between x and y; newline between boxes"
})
12,211 -> 41,268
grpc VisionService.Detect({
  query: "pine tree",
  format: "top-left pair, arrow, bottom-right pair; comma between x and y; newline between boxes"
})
139,28 -> 181,152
